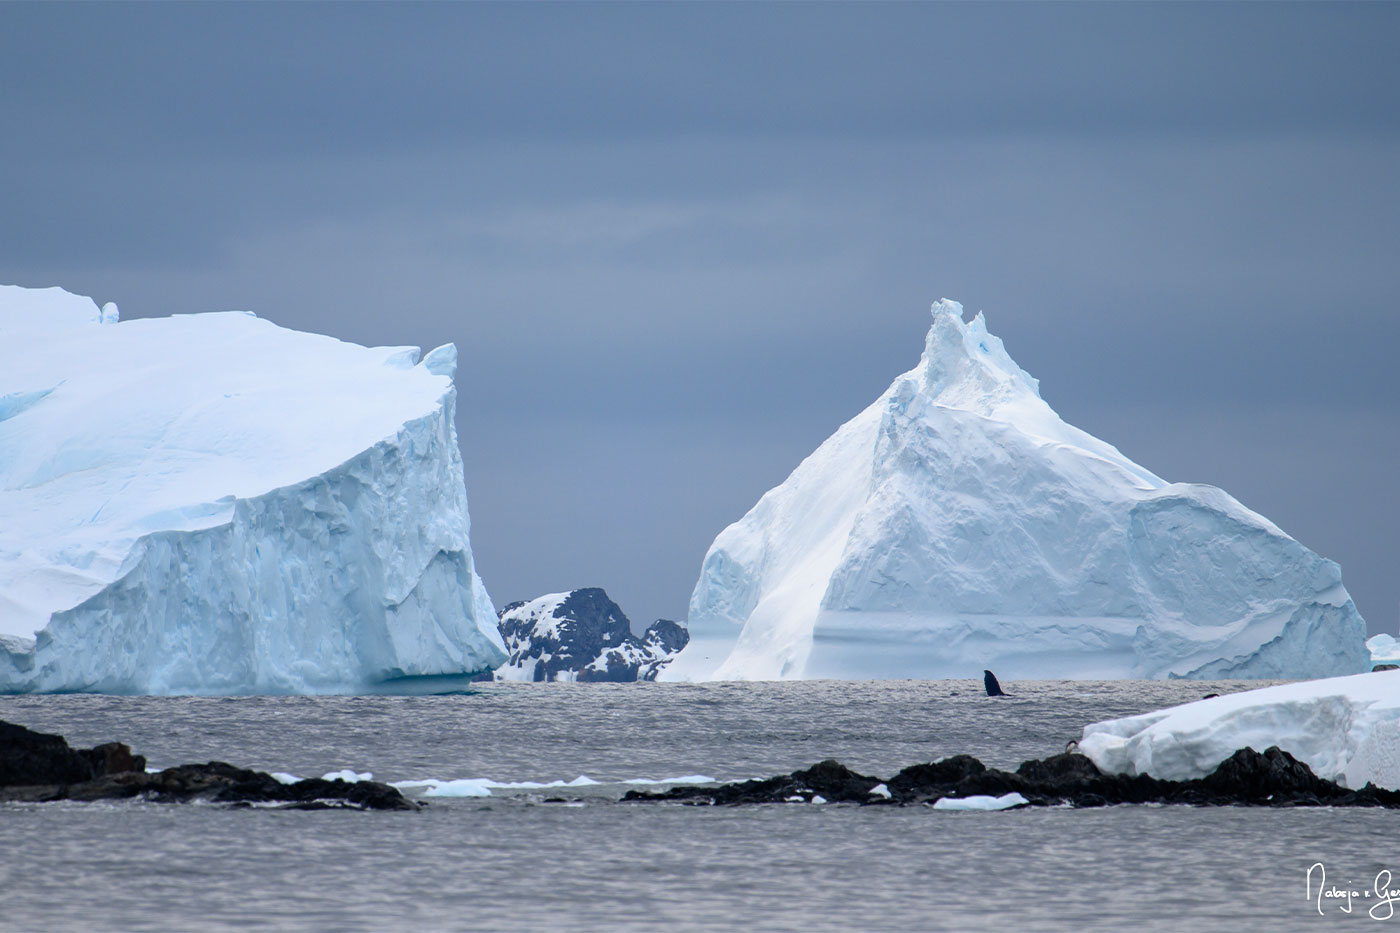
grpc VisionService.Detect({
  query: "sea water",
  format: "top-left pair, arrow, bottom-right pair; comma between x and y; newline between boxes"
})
2,680 -> 1394,931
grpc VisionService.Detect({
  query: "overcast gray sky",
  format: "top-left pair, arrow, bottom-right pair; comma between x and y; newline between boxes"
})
3,2 -> 1396,635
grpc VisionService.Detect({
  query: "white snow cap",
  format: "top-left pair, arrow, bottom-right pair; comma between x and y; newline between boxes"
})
0,284 -> 506,694
1079,670 -> 1400,790
663,299 -> 1368,682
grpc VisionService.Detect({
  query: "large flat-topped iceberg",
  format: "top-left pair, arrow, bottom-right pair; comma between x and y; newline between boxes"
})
0,284 -> 506,694
663,300 -> 1368,681
1078,671 -> 1400,790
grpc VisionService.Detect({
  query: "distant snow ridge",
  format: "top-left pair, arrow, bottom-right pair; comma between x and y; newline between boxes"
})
492,588 -> 688,682
663,299 -> 1368,682
0,285 -> 507,694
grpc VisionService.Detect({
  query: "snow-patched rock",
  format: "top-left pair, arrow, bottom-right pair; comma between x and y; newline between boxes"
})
0,285 -> 506,694
492,588 -> 687,682
663,300 -> 1368,682
1078,670 -> 1400,790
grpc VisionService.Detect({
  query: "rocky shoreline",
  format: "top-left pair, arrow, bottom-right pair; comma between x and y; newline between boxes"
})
624,747 -> 1400,809
0,719 -> 415,811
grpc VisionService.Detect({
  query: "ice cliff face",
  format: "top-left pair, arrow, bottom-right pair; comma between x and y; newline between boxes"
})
0,285 -> 506,694
663,300 -> 1368,682
492,588 -> 688,682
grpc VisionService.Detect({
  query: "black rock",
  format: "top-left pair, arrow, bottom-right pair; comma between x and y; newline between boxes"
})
624,746 -> 1400,810
0,720 -> 146,787
623,759 -> 880,806
1196,745 -> 1342,804
888,755 -> 988,801
637,620 -> 690,681
0,719 -> 415,811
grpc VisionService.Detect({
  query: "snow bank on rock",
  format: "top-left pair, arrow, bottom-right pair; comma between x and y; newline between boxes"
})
663,299 -> 1368,682
1078,670 -> 1400,790
0,284 -> 506,693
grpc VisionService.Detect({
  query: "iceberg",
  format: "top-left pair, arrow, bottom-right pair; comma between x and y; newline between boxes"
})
1368,633 -> 1400,667
1078,670 -> 1400,790
664,300 -> 1368,681
0,285 -> 506,694
492,587 -> 688,682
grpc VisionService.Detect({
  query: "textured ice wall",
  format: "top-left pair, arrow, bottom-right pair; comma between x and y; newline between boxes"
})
0,286 -> 505,694
665,300 -> 1368,681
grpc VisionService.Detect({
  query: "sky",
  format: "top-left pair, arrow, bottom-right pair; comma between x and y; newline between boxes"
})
2,2 -> 1396,635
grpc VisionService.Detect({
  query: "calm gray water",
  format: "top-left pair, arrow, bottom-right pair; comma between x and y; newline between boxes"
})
3,680 -> 1396,931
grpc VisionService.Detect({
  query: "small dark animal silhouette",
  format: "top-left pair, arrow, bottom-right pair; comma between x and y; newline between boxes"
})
983,670 -> 1007,697
1202,693 -> 1220,699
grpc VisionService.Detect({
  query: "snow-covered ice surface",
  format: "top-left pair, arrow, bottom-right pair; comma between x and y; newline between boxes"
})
664,300 -> 1368,682
1079,670 -> 1400,790
0,285 -> 506,693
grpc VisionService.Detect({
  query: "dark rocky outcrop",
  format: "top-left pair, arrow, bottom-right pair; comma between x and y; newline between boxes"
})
0,720 -> 415,811
639,759 -> 884,806
490,588 -> 689,682
641,619 -> 688,658
0,718 -> 147,786
624,747 -> 1400,809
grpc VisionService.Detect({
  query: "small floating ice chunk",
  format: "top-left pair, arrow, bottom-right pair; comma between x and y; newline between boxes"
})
270,772 -> 303,785
931,792 -> 1028,811
868,783 -> 892,799
390,774 -> 618,797
389,773 -> 724,799
484,775 -> 600,789
392,778 -> 493,798
810,794 -> 828,804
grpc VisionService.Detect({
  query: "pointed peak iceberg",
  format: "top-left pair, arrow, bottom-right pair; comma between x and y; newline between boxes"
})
915,299 -> 1043,420
665,296 -> 1367,683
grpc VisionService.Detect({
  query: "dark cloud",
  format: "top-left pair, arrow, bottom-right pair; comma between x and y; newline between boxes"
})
4,3 -> 1398,156
1,4 -> 1395,634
